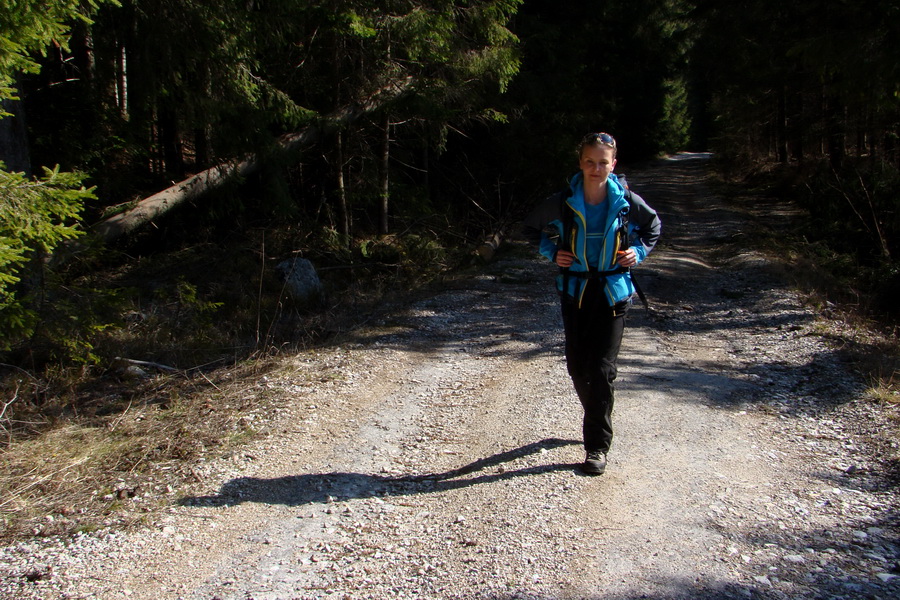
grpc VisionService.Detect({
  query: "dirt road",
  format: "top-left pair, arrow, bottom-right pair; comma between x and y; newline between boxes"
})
3,154 -> 898,599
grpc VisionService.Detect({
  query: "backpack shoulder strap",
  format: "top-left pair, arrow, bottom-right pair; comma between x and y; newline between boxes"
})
620,186 -> 650,309
558,187 -> 574,248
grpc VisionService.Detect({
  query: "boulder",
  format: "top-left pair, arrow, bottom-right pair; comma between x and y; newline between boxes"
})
276,257 -> 323,303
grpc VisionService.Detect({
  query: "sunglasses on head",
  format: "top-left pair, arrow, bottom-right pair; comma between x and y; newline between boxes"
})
583,132 -> 616,148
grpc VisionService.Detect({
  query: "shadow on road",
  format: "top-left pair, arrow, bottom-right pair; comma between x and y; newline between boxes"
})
179,437 -> 582,509
483,581 -> 777,600
484,583 -> 765,600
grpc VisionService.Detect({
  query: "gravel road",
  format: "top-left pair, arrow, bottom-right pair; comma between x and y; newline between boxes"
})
2,153 -> 898,599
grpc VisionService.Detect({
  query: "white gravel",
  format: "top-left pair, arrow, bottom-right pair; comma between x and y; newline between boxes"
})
2,153 -> 898,600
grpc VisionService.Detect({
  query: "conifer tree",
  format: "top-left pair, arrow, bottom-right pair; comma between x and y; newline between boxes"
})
0,1 -> 113,353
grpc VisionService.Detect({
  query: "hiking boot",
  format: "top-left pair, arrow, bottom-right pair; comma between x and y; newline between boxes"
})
581,450 -> 607,475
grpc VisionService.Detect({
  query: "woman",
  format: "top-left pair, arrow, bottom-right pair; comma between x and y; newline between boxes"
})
523,132 -> 661,474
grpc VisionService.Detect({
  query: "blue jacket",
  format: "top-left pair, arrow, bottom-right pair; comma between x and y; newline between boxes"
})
523,173 -> 661,307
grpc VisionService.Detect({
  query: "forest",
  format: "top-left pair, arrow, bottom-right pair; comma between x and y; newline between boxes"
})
1,1 -> 899,385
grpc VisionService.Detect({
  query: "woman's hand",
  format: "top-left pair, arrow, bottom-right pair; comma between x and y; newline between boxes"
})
555,250 -> 576,268
616,248 -> 637,267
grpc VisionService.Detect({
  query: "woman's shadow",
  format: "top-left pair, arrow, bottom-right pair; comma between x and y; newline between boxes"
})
179,438 -> 581,508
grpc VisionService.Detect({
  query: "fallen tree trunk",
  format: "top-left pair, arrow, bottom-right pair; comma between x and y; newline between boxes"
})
475,227 -> 506,263
92,158 -> 255,242
92,79 -> 412,242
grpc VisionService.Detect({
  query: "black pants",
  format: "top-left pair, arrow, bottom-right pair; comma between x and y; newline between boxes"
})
560,281 -> 628,454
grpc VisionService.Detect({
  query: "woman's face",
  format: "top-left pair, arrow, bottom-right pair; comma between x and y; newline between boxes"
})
579,144 -> 617,187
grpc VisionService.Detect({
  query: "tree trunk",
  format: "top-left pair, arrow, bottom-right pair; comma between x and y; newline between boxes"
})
90,25 -> 120,119
159,106 -> 185,180
194,126 -> 210,168
776,86 -> 788,163
825,91 -> 845,171
422,139 -> 430,205
379,115 -> 390,236
789,89 -> 804,164
193,66 -> 212,168
335,131 -> 350,242
92,78 -> 412,242
71,22 -> 96,86
0,79 -> 32,176
476,228 -> 506,263
116,41 -> 128,118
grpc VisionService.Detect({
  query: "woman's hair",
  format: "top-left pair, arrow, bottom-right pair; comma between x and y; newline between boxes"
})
578,132 -> 617,158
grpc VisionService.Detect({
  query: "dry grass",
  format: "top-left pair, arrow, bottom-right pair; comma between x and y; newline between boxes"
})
0,355 -> 295,541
